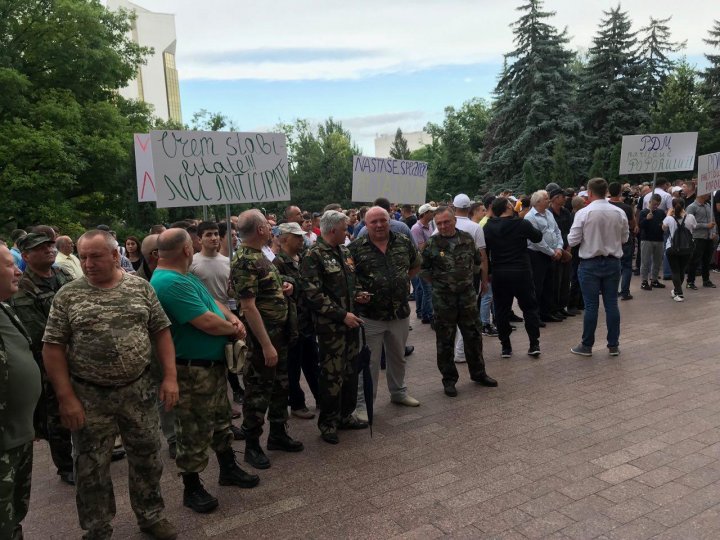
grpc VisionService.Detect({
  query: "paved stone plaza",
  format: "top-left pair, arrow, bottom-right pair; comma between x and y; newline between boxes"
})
24,282 -> 720,539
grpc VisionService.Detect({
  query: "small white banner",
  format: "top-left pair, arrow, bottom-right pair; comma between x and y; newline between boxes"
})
352,156 -> 428,205
619,132 -> 698,175
134,133 -> 156,202
698,151 -> 720,196
150,130 -> 290,209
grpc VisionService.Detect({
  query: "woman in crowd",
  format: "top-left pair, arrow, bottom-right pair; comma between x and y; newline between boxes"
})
124,236 -> 144,272
663,198 -> 697,302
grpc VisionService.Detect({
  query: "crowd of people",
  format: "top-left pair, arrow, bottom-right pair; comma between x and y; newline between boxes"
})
1,176 -> 719,539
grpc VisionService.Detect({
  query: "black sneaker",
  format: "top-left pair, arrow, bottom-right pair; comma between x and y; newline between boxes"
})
183,484 -> 218,514
482,324 -> 499,337
527,344 -> 541,357
651,280 -> 666,289
640,281 -> 652,291
703,281 -> 716,288
619,293 -> 633,300
501,347 -> 512,358
687,282 -> 698,290
443,383 -> 458,397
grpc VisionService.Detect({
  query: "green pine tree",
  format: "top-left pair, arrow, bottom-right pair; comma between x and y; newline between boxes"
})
701,20 -> 720,132
551,137 -> 574,187
579,6 -> 647,156
651,60 -> 706,134
389,128 -> 411,159
638,16 -> 686,105
482,0 -> 581,191
588,147 -> 607,179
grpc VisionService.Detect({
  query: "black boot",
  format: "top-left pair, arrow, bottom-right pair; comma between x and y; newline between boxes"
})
267,423 -> 304,453
182,473 -> 218,514
244,438 -> 271,469
216,449 -> 260,488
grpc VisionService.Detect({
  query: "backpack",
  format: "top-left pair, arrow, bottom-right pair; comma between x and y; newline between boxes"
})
669,216 -> 694,256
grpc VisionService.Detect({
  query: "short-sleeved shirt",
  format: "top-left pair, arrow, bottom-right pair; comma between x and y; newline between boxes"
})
43,274 -> 170,386
349,232 -> 420,321
663,214 -> 697,250
231,246 -> 288,325
190,252 -> 232,307
151,269 -> 227,362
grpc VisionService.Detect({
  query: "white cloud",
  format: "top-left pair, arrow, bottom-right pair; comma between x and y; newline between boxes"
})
139,0 -> 715,80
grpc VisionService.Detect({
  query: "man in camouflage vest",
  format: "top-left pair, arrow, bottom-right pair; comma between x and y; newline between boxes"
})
42,230 -> 180,540
302,210 -> 368,444
349,206 -> 421,420
420,207 -> 498,397
0,243 -> 41,540
232,210 -> 304,470
11,232 -> 75,484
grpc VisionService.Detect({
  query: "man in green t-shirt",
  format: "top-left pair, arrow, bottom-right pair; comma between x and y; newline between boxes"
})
151,229 -> 259,515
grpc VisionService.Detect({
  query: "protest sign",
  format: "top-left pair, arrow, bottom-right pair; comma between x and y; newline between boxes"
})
134,133 -> 156,202
150,130 -> 289,208
619,132 -> 698,175
698,152 -> 720,196
352,156 -> 428,205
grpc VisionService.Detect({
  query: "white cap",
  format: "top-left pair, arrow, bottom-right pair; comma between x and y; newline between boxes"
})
453,194 -> 473,209
418,203 -> 438,215
671,186 -> 682,193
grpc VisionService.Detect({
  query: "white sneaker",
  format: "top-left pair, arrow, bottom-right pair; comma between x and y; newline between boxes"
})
355,410 -> 369,423
673,294 -> 685,302
391,395 -> 420,407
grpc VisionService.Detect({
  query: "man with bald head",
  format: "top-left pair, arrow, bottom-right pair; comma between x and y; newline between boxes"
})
55,236 -> 82,279
349,206 -> 421,421
284,205 -> 304,226
151,229 -> 258,514
136,234 -> 160,281
232,209 -> 303,469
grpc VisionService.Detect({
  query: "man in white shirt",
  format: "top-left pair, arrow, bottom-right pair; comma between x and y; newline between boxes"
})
643,178 -> 673,211
54,236 -> 83,279
568,178 -> 628,357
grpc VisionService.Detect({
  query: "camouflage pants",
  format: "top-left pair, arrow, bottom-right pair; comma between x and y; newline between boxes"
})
72,371 -> 165,540
0,442 -> 32,540
317,328 -> 360,435
242,324 -> 289,439
433,290 -> 487,385
175,363 -> 232,473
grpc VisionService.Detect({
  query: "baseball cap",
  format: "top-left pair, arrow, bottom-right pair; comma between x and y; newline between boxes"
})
453,194 -> 473,209
671,186 -> 682,193
545,182 -> 561,193
17,233 -> 54,252
278,222 -> 305,236
549,188 -> 565,199
418,203 -> 438,216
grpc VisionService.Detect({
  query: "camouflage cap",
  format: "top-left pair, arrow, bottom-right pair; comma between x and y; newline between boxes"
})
17,232 -> 54,252
278,222 -> 305,236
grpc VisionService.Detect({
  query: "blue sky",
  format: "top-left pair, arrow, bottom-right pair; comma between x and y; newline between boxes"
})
141,0 -> 716,154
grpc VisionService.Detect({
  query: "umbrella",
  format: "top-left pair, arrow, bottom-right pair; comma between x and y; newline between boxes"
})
358,324 -> 373,436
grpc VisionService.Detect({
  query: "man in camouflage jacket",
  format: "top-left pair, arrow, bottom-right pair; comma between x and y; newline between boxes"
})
11,232 -> 75,484
420,207 -> 498,397
349,206 -> 421,419
301,210 -> 368,444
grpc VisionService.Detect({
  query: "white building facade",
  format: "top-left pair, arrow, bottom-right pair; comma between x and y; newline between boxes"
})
108,0 -> 182,123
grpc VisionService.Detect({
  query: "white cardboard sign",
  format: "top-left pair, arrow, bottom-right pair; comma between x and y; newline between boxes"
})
134,133 -> 156,202
619,132 -> 698,175
351,156 -> 428,205
698,152 -> 720,196
150,130 -> 290,208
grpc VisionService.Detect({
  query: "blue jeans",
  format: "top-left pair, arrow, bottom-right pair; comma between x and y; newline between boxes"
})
412,275 -> 423,316
418,279 -> 434,320
578,257 -> 621,348
619,240 -> 633,296
480,282 -> 493,324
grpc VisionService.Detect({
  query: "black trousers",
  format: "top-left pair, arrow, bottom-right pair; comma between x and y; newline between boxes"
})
493,269 -> 541,349
528,250 -> 554,319
287,333 -> 321,410
551,259 -> 571,312
667,250 -> 692,294
687,238 -> 714,284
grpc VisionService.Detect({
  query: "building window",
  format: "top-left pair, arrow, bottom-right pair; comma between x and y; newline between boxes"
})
163,51 -> 182,123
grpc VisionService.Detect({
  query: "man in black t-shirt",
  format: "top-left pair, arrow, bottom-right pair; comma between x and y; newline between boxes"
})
609,182 -> 636,300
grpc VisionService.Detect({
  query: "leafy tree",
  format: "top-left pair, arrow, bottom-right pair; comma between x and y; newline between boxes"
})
0,0 -> 156,233
424,98 -> 491,199
279,118 -> 361,211
482,0 -> 581,190
651,60 -> 707,134
389,128 -> 411,159
579,6 -> 647,156
190,109 -> 237,132
638,16 -> 685,105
